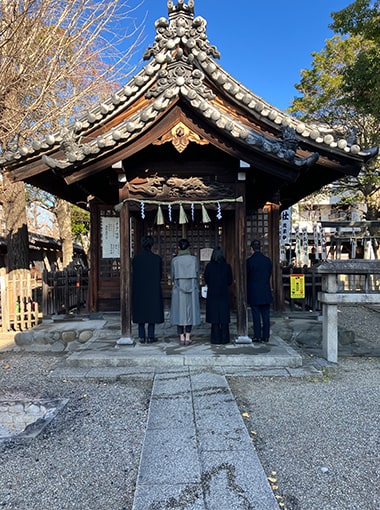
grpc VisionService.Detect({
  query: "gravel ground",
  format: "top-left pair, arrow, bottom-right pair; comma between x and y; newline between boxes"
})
228,305 -> 380,510
0,305 -> 379,510
229,358 -> 380,510
337,304 -> 380,356
0,354 -> 152,510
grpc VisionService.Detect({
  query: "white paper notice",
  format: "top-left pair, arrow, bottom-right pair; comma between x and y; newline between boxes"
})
101,217 -> 120,258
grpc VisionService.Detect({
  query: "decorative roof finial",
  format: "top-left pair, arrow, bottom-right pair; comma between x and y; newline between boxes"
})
167,0 -> 194,15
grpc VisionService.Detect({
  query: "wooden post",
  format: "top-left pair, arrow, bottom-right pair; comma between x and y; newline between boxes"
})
64,269 -> 69,315
117,202 -> 134,344
234,181 -> 251,343
42,269 -> 49,318
88,201 -> 99,312
0,269 -> 8,332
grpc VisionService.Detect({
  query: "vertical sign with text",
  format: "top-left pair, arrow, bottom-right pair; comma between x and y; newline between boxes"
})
101,217 -> 120,258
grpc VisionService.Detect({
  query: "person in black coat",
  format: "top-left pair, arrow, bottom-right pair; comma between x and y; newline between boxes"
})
204,247 -> 233,344
247,239 -> 273,343
132,236 -> 164,343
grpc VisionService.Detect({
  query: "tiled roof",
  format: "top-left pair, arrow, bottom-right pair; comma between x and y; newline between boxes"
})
1,0 -> 377,170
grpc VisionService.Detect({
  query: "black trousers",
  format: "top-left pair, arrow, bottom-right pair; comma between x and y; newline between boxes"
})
251,304 -> 270,340
210,323 -> 230,344
138,323 -> 155,340
177,325 -> 192,334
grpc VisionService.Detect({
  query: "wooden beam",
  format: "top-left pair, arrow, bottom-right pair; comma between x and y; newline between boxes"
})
321,221 -> 380,228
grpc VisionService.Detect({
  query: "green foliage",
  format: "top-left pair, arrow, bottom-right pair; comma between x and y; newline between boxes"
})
289,36 -> 368,125
329,0 -> 380,120
330,0 -> 380,41
71,204 -> 90,242
290,2 -> 380,219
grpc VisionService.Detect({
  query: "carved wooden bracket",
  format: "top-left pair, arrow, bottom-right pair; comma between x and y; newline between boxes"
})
153,122 -> 209,153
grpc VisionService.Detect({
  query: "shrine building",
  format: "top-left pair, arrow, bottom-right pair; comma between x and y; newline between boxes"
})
1,0 -> 377,340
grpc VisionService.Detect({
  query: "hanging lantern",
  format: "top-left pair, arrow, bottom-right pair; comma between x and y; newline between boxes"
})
155,205 -> 164,225
201,204 -> 211,223
179,204 -> 188,224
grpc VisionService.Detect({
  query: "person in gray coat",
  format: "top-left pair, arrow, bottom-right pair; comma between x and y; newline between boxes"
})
170,239 -> 201,345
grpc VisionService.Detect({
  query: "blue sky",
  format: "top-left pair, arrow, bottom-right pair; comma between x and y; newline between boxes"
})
133,0 -> 351,111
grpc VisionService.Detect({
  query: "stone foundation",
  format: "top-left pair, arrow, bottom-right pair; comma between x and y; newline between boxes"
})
13,319 -> 107,352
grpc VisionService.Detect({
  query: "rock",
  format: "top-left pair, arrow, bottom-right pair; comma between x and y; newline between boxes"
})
50,341 -> 66,352
61,331 -> 77,343
14,331 -> 34,347
66,341 -> 82,352
78,330 -> 93,343
33,332 -> 51,345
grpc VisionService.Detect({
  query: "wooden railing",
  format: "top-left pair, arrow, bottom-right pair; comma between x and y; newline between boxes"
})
41,268 -> 89,317
316,260 -> 380,362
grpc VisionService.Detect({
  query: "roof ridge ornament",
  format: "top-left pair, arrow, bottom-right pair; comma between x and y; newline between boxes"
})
143,0 -> 218,100
167,0 -> 194,16
144,1 -> 219,63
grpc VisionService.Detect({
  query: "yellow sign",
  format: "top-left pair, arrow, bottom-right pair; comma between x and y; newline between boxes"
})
290,274 -> 305,299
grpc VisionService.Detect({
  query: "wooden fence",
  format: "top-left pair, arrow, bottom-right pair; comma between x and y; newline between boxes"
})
0,268 -> 88,332
282,267 -> 322,312
41,268 -> 89,317
0,268 -> 40,332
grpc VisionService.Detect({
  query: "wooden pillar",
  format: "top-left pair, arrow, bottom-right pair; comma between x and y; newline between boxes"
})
235,181 -> 250,342
118,202 -> 134,343
88,200 -> 99,312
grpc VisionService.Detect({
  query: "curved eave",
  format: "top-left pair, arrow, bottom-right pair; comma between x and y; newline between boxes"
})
5,74 -> 372,189
0,63 -> 163,168
4,63 -> 375,171
196,54 -> 378,160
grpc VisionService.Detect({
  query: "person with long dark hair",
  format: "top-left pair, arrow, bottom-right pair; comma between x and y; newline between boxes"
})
204,246 -> 233,344
170,239 -> 201,345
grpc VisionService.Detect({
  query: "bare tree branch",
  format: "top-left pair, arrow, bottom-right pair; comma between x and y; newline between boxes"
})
0,0 -> 145,270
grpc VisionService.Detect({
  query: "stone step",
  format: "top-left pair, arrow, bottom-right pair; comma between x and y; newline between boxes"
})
64,335 -> 303,369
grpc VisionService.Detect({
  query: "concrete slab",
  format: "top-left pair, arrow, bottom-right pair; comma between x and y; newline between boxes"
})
138,427 -> 201,485
132,483 -> 204,510
132,370 -> 279,510
199,450 -> 278,510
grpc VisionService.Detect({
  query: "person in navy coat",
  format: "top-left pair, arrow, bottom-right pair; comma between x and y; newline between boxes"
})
132,236 -> 164,343
204,247 -> 233,344
246,240 -> 273,342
